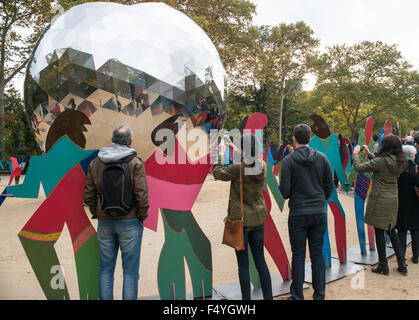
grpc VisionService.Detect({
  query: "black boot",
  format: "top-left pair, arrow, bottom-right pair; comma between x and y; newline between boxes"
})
372,263 -> 389,275
411,257 -> 418,264
397,258 -> 408,276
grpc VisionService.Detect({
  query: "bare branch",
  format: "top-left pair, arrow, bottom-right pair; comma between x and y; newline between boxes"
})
4,56 -> 29,85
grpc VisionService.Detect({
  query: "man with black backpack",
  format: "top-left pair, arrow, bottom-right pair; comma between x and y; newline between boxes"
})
84,125 -> 149,300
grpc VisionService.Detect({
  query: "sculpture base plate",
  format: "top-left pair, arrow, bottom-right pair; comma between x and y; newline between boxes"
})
304,258 -> 365,284
213,273 -> 306,300
139,289 -> 224,301
334,243 -> 395,265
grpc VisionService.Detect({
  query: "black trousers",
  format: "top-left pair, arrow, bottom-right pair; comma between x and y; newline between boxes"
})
374,227 -> 403,264
289,214 -> 327,300
397,229 -> 419,259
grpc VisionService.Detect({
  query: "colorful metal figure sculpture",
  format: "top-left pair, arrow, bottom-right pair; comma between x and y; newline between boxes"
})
353,117 -> 375,254
7,157 -> 21,185
308,114 -> 349,267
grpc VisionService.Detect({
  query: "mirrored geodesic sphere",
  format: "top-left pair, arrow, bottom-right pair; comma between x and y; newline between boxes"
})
24,2 -> 225,161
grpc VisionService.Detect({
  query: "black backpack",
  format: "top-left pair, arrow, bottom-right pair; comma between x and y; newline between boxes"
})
99,154 -> 136,217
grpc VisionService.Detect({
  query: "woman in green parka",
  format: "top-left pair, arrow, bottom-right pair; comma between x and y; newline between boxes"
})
352,134 -> 408,275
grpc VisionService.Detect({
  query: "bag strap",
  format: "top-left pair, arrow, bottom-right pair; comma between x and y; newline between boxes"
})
105,154 -> 137,167
121,154 -> 136,164
240,164 -> 244,222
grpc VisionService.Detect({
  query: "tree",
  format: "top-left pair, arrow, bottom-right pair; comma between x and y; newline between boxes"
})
0,0 -> 57,159
281,88 -> 314,143
224,25 -> 279,143
311,41 -> 419,138
225,23 -> 319,145
3,89 -> 40,162
269,22 -> 319,145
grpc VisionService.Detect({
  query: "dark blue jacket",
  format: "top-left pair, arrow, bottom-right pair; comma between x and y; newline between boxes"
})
279,146 -> 334,216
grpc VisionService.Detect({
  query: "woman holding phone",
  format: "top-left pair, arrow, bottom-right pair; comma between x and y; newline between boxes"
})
212,133 -> 273,300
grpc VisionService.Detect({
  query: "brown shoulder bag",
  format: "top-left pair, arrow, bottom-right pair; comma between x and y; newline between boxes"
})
222,165 -> 245,251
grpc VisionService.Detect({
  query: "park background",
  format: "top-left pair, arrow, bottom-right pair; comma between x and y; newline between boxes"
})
0,0 -> 418,300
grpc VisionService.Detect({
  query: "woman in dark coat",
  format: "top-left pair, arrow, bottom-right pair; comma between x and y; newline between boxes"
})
352,135 -> 408,275
396,145 -> 419,264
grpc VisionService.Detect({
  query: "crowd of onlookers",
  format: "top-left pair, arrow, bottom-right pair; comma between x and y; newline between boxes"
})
213,126 -> 419,300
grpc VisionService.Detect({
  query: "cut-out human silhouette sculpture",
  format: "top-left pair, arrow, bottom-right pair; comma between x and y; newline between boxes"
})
146,134 -> 213,300
378,120 -> 391,151
7,157 -> 21,185
308,114 -> 349,267
338,134 -> 352,176
353,117 -> 375,254
1,108 -> 100,300
3,137 -> 100,300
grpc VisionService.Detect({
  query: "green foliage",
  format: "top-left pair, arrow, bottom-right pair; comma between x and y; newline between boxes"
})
311,41 -> 419,138
227,22 -> 319,145
0,0 -> 56,158
2,90 -> 40,163
281,90 -> 314,143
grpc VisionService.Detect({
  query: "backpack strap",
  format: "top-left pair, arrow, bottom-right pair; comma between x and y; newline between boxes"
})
106,154 -> 137,165
121,154 -> 137,164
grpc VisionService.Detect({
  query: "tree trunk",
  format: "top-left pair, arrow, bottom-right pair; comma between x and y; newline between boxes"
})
350,125 -> 358,143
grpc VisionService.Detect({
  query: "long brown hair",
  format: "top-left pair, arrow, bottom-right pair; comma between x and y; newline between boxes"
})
376,134 -> 407,169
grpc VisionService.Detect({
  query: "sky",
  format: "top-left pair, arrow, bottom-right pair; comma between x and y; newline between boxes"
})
11,0 -> 419,93
251,0 -> 419,89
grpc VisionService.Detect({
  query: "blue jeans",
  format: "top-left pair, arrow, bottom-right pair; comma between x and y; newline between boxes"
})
97,217 -> 144,300
288,214 -> 327,300
235,224 -> 273,300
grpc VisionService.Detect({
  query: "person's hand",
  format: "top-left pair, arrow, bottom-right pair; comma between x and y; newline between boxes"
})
353,145 -> 361,154
362,145 -> 371,155
226,138 -> 239,152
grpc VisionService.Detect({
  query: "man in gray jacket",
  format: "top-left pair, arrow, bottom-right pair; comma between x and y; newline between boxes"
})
279,124 -> 334,300
84,125 -> 149,300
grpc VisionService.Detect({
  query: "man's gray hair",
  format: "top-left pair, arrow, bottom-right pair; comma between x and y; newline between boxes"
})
402,144 -> 417,159
112,125 -> 134,146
